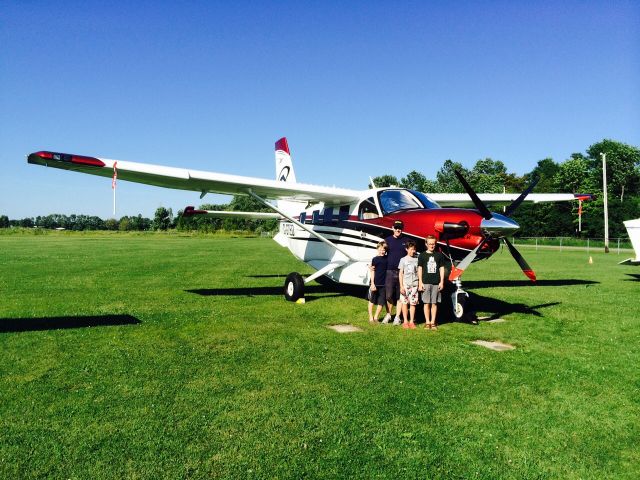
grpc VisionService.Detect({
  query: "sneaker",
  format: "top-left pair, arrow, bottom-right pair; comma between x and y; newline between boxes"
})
392,317 -> 402,326
409,322 -> 416,329
382,314 -> 392,324
402,322 -> 410,329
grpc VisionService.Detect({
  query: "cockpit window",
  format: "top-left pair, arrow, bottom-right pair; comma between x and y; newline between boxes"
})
408,190 -> 441,210
377,189 -> 440,214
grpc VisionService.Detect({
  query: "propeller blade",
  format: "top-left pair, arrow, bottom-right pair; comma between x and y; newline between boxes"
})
449,238 -> 487,281
454,170 -> 493,220
503,177 -> 540,217
504,237 -> 536,282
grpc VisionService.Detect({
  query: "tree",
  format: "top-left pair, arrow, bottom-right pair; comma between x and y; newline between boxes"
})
436,160 -> 469,193
553,154 -> 596,194
587,139 -> 640,201
0,215 -> 9,228
152,207 -> 173,231
399,170 -> 437,192
470,158 -> 507,193
370,175 -> 399,188
524,158 -> 559,192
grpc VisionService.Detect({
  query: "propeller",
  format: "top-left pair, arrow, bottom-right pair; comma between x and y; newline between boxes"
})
449,171 -> 538,282
503,177 -> 539,217
504,237 -> 536,281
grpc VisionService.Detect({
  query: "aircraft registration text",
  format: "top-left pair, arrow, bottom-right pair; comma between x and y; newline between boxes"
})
282,222 -> 295,237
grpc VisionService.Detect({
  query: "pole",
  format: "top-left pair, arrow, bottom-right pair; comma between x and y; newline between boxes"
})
601,152 -> 609,253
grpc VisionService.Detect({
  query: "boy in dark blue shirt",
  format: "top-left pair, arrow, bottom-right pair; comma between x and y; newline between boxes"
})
368,241 -> 390,323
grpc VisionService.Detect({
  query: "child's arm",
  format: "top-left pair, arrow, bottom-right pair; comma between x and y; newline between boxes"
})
369,261 -> 376,290
438,265 -> 445,290
418,265 -> 424,291
399,266 -> 405,294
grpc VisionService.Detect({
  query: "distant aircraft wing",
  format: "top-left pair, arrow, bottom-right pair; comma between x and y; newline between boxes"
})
27,151 -> 362,205
428,193 -> 593,208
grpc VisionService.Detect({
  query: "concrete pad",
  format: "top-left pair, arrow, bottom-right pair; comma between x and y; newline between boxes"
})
472,340 -> 515,351
477,316 -> 506,323
327,324 -> 363,333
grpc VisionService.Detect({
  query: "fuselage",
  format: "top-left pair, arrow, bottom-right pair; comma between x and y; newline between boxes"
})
275,187 -> 517,286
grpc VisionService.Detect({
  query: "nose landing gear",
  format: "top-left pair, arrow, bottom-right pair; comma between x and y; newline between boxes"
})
449,277 -> 477,324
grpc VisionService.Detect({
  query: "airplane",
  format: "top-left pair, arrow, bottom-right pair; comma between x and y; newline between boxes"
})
619,218 -> 640,265
27,138 -> 591,319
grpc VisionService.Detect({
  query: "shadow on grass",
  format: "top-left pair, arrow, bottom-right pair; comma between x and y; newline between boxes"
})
464,279 -> 599,289
466,292 -> 559,321
0,314 -> 141,333
624,273 -> 640,282
186,284 -> 367,303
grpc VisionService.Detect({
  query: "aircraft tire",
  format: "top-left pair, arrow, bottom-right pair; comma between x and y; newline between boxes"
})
284,272 -> 304,302
453,292 -> 467,319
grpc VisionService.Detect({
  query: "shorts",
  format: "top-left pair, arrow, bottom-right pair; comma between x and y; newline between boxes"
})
367,286 -> 386,306
421,284 -> 441,304
400,285 -> 419,306
385,270 -> 400,303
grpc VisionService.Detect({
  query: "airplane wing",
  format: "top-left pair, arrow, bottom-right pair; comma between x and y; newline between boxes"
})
182,206 -> 282,219
27,151 -> 362,205
428,192 -> 592,208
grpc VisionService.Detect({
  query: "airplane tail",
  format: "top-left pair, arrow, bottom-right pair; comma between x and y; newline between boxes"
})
274,137 -> 305,216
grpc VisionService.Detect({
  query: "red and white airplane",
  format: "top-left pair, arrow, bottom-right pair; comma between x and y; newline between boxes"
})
27,138 -> 591,317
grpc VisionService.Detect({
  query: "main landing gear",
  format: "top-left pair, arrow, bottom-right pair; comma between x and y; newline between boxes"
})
284,272 -> 304,302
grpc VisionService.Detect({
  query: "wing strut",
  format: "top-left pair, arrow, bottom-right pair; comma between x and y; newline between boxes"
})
247,190 -> 356,261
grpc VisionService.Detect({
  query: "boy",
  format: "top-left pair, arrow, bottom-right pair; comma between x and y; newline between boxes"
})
368,241 -> 389,323
418,235 -> 446,330
398,240 -> 419,329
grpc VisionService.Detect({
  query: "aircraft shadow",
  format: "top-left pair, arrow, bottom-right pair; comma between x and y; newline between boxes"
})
464,279 -> 599,289
187,284 -> 367,303
0,314 -> 141,334
624,273 -> 640,282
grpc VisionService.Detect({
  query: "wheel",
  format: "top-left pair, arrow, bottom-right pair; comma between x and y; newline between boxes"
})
453,291 -> 467,319
284,272 -> 305,302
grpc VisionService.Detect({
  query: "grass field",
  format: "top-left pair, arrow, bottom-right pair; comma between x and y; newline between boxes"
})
1,232 -> 638,479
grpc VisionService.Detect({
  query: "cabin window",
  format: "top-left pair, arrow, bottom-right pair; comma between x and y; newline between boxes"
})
338,205 -> 350,221
312,210 -> 320,224
358,197 -> 380,220
323,207 -> 334,223
299,212 -> 307,224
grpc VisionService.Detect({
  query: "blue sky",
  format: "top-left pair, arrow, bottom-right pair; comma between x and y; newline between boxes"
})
2,0 -> 639,218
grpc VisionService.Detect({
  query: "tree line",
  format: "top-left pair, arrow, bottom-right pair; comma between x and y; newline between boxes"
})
2,139 -> 638,238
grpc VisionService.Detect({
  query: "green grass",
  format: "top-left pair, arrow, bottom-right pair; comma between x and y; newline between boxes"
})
1,233 -> 638,479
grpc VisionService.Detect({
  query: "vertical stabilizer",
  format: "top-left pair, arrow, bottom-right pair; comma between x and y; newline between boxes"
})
275,137 -> 297,183
274,137 -> 305,216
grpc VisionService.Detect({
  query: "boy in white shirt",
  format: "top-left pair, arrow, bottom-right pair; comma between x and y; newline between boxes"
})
398,240 -> 419,329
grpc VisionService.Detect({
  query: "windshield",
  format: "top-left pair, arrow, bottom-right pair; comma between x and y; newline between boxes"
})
377,189 -> 440,214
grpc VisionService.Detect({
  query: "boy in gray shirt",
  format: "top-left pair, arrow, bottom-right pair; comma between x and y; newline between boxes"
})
398,240 -> 419,329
